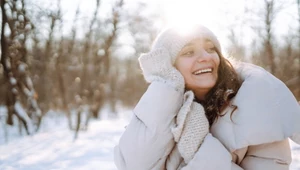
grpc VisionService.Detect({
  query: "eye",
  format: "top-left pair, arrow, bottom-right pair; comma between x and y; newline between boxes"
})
179,47 -> 194,57
206,47 -> 216,53
205,41 -> 216,53
182,50 -> 194,56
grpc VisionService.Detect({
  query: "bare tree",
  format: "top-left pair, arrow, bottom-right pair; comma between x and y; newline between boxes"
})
263,0 -> 276,74
226,23 -> 246,61
109,2 -> 161,108
1,0 -> 41,135
92,0 -> 124,117
73,0 -> 101,140
39,8 -> 61,110
0,0 -> 164,140
245,0 -> 288,74
53,0 -> 76,130
276,35 -> 298,82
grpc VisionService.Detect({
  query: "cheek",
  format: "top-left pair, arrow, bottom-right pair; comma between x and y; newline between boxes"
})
175,58 -> 190,75
213,54 -> 221,69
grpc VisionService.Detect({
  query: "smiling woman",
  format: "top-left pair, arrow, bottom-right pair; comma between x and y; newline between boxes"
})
175,38 -> 220,101
114,23 -> 300,170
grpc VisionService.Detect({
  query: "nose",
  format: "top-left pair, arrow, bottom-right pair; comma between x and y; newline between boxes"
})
195,49 -> 211,62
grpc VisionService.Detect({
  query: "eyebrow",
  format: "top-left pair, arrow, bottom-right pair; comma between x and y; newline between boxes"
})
204,38 -> 213,43
183,42 -> 193,48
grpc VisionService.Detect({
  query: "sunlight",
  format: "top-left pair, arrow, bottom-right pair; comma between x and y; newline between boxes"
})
163,0 -> 219,31
161,0 -> 227,51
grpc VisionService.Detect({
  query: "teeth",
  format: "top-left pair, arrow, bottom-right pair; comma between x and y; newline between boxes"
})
194,68 -> 212,75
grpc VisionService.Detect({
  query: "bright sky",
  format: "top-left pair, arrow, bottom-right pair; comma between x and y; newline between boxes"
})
59,0 -> 245,41
52,0 -> 241,54
151,0 -> 245,50
34,0 -> 298,58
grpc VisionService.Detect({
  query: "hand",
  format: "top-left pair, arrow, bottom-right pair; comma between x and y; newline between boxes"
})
138,48 -> 185,93
172,91 -> 209,163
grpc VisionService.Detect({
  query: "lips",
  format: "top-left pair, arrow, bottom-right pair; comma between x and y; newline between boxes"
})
193,68 -> 213,75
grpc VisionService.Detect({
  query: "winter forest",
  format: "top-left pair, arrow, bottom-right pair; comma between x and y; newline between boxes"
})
0,0 -> 300,169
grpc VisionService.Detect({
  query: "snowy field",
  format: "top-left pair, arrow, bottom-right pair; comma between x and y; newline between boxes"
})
0,106 -> 130,170
0,107 -> 300,170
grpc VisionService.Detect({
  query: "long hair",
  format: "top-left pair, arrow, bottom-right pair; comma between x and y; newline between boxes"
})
196,50 -> 242,126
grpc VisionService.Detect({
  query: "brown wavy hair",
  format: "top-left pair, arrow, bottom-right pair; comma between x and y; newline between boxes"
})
195,50 -> 242,126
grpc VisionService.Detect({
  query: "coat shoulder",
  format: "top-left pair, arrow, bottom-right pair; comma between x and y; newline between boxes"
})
211,63 -> 300,151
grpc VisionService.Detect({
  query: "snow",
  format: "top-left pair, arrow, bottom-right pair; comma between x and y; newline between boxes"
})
0,106 -> 7,117
0,107 -> 300,170
18,63 -> 27,73
23,87 -> 32,97
0,118 -> 127,170
14,101 -> 34,134
0,107 -> 131,170
25,76 -> 33,89
5,59 -> 11,70
290,140 -> 300,170
11,88 -> 18,94
9,77 -> 17,85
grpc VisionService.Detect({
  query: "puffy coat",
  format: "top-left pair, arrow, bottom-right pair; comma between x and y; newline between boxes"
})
114,63 -> 300,170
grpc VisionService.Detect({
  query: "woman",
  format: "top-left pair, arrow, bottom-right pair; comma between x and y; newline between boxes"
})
114,25 -> 300,170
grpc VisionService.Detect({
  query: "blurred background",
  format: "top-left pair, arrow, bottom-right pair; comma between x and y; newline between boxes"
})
0,0 -> 300,169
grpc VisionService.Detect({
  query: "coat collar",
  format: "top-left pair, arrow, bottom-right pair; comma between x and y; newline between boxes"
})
210,63 -> 300,152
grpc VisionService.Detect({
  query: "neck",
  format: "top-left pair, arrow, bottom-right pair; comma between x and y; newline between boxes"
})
193,89 -> 209,101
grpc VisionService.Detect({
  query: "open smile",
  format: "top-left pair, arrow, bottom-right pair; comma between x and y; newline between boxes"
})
193,68 -> 213,75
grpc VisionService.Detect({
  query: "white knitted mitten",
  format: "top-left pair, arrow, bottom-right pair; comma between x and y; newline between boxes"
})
138,48 -> 185,93
172,91 -> 209,163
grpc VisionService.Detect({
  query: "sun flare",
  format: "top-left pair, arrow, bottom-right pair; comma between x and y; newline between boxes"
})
163,0 -> 218,30
161,0 -> 228,55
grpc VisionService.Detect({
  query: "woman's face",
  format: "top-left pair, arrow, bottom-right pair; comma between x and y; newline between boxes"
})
175,38 -> 220,100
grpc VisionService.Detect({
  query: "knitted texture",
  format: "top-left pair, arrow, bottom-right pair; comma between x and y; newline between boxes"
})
172,91 -> 209,163
138,48 -> 185,93
172,91 -> 195,141
151,24 -> 222,65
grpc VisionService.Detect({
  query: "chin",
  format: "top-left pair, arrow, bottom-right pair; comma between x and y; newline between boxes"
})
187,83 -> 215,94
196,80 -> 216,89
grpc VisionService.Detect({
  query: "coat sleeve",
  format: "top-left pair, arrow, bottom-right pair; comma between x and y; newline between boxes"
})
181,134 -> 291,170
181,134 -> 244,170
239,139 -> 291,170
114,82 -> 184,170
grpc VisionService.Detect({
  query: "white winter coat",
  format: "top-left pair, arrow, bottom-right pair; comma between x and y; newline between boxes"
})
114,63 -> 300,170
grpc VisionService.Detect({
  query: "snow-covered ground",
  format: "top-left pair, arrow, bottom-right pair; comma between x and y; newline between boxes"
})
0,107 -> 300,170
291,140 -> 300,170
0,106 -> 130,170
